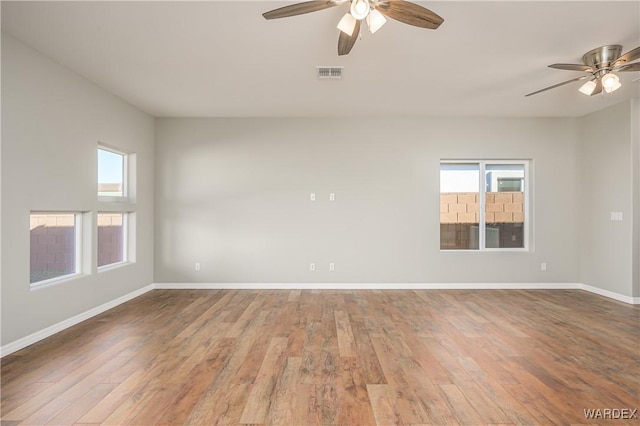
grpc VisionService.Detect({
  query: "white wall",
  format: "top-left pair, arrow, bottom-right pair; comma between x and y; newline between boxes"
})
634,99 -> 640,298
1,34 -> 155,346
579,100 -> 635,298
155,116 -> 580,284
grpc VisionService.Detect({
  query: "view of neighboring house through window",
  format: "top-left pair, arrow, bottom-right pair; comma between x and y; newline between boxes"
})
440,161 -> 528,250
98,146 -> 126,197
97,212 -> 126,268
440,163 -> 480,250
30,212 -> 81,286
485,164 -> 526,248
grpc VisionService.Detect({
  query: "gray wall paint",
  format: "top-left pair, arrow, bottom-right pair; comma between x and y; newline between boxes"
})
1,35 -> 155,345
579,100 -> 634,297
631,98 -> 639,298
155,117 -> 580,284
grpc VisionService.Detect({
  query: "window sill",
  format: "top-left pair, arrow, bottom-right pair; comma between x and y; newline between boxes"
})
30,273 -> 84,291
441,248 -> 530,253
98,195 -> 132,203
98,261 -> 132,273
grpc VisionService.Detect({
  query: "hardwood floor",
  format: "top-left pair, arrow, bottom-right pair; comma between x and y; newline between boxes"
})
1,289 -> 638,425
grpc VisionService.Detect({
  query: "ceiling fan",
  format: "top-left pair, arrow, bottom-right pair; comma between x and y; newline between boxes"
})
525,45 -> 640,97
262,0 -> 444,56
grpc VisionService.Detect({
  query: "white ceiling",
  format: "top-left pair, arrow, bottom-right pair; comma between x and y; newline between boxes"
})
2,1 -> 639,118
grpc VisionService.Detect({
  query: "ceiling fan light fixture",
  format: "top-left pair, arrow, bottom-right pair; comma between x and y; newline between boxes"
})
602,73 -> 622,93
578,79 -> 597,95
366,8 -> 386,34
337,12 -> 357,36
262,0 -> 445,56
350,0 -> 370,20
604,80 -> 622,93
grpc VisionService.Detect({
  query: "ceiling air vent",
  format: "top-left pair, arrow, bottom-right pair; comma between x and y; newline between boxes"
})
317,66 -> 343,79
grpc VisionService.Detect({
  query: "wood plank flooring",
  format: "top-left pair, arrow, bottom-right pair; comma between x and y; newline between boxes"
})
1,289 -> 639,425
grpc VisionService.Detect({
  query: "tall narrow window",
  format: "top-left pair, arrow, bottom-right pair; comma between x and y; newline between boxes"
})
440,164 -> 480,250
98,146 -> 126,197
485,164 -> 525,249
440,160 -> 529,251
98,144 -> 135,269
97,212 -> 126,268
30,212 -> 81,286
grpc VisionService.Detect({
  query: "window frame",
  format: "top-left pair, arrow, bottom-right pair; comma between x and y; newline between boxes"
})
29,211 -> 83,290
97,211 -> 129,271
97,144 -> 128,201
440,159 -> 530,252
97,142 -> 136,271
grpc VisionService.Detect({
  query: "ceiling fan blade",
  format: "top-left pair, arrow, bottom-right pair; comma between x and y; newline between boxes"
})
548,63 -> 594,72
375,0 -> 443,29
614,62 -> 640,72
614,46 -> 640,65
590,77 -> 603,96
338,20 -> 361,55
263,0 -> 338,19
525,75 -> 590,97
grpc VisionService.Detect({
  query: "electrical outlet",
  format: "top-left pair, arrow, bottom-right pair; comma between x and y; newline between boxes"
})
310,263 -> 315,272
541,262 -> 547,271
195,262 -> 201,271
329,262 -> 335,271
329,193 -> 335,201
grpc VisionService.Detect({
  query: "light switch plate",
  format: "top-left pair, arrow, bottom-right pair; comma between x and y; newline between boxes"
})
610,212 -> 623,221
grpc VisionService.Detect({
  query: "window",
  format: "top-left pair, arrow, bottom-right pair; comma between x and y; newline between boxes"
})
497,178 -> 523,192
98,143 -> 135,268
440,164 -> 480,250
440,160 -> 528,250
30,212 -> 81,286
98,146 -> 126,197
97,212 -> 127,268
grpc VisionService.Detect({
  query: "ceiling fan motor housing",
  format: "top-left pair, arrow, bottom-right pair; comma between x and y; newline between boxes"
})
582,45 -> 622,72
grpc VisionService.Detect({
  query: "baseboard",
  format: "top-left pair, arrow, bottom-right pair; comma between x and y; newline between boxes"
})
580,284 -> 640,305
0,284 -> 154,357
154,282 -> 581,290
156,282 -> 638,304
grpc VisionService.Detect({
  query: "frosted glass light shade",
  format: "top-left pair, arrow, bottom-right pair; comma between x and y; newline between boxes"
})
578,80 -> 596,95
337,13 -> 357,36
350,0 -> 370,20
604,80 -> 622,93
602,73 -> 622,93
366,8 -> 386,33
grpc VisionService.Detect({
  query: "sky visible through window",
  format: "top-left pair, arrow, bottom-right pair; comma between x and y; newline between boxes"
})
440,164 -> 479,192
441,164 -> 524,193
98,148 -> 123,184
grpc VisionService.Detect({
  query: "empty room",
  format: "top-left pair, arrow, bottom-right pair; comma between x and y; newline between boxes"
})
1,1 -> 639,425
